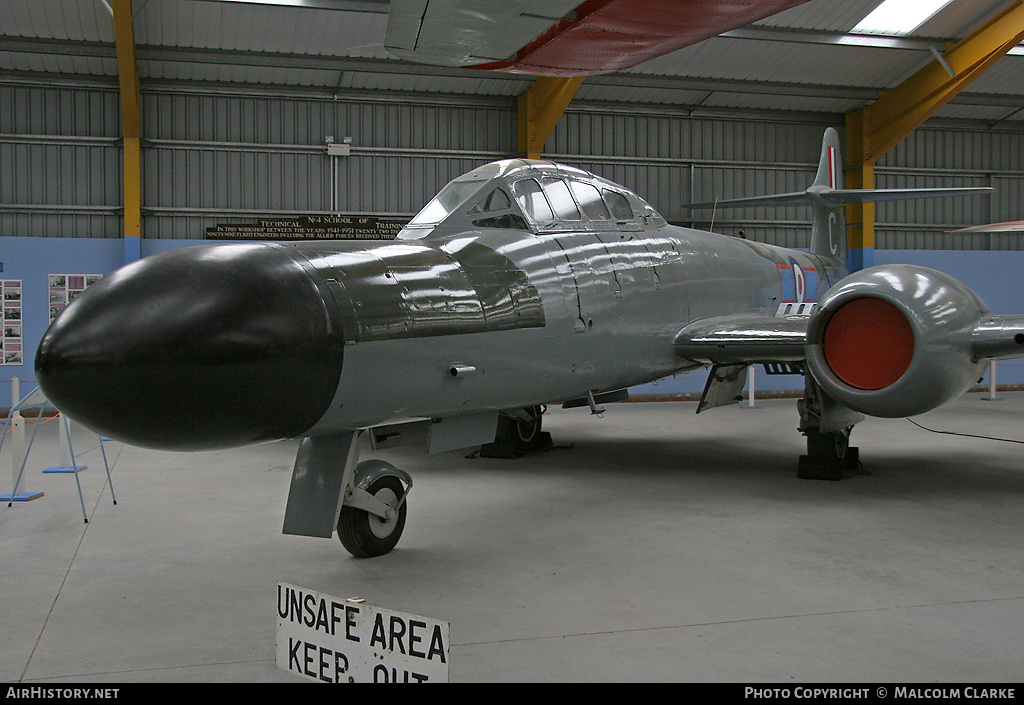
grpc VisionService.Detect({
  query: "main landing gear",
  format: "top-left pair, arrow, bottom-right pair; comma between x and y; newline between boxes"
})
796,376 -> 865,481
797,426 -> 861,480
479,405 -> 552,458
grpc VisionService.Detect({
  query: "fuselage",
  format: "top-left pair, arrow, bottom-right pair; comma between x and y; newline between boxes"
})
297,224 -> 844,433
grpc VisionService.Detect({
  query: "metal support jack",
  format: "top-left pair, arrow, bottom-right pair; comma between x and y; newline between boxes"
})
1,385 -> 116,522
45,413 -> 117,523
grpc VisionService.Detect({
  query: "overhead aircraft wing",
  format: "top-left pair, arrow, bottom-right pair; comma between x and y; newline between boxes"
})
384,0 -> 814,76
946,220 -> 1024,234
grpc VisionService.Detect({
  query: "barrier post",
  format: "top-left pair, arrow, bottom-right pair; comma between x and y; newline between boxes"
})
742,366 -> 762,409
982,360 -> 1001,401
43,413 -> 87,474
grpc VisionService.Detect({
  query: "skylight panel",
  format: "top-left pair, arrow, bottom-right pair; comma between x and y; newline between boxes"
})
852,0 -> 955,35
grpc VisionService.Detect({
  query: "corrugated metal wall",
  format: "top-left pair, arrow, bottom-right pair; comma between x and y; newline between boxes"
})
0,83 -> 124,238
2,79 -> 1022,249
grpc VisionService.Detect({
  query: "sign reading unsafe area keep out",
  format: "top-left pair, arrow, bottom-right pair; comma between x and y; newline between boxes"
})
275,583 -> 449,683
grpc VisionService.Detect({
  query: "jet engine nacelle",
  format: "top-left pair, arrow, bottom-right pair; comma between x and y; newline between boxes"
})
804,265 -> 989,418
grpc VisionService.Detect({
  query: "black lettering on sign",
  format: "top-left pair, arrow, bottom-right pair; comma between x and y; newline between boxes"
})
278,584 -> 352,636
373,665 -> 429,683
346,604 -> 360,642
287,637 -> 350,683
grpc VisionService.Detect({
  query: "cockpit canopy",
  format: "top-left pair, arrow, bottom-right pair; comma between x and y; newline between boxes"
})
397,159 -> 666,240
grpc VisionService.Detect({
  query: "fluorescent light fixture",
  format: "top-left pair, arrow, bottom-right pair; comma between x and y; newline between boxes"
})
852,0 -> 955,35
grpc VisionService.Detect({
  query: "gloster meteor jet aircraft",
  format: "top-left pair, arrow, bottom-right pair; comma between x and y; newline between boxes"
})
35,129 -> 1024,557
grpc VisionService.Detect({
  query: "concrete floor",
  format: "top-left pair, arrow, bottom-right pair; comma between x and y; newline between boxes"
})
2,393 -> 1024,683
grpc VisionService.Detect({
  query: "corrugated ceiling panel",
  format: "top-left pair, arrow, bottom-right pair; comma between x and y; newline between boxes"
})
141,59 -> 340,88
626,36 -> 918,90
0,50 -> 117,77
0,0 -> 114,41
337,71 -> 523,96
960,55 -> 1024,97
933,103 -> 1022,123
574,84 -> 712,106
700,91 -> 863,115
137,0 -> 388,57
751,0 -> 883,31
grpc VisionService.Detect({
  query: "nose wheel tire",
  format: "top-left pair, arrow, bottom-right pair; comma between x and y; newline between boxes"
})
337,475 -> 407,558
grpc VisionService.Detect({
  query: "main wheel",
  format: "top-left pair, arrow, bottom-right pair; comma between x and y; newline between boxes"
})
805,426 -> 854,466
513,406 -> 543,447
337,475 -> 407,558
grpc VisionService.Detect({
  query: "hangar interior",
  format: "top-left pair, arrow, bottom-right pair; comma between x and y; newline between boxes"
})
3,0 -> 1024,683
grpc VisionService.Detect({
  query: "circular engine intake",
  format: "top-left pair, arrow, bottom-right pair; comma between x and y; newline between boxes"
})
806,265 -> 988,418
821,297 -> 915,391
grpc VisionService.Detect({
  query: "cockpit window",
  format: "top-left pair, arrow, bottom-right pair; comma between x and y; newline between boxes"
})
466,188 -> 512,215
407,175 -> 489,226
542,179 -> 581,221
603,190 -> 634,220
570,181 -> 611,220
512,179 -> 555,223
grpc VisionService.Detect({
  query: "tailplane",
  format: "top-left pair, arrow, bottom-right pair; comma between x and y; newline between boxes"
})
683,127 -> 993,259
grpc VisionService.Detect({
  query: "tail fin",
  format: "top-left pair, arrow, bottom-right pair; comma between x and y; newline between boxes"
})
809,127 -> 844,258
683,127 -> 993,259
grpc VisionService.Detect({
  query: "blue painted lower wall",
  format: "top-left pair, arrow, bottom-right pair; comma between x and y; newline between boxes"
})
3,237 -> 1024,404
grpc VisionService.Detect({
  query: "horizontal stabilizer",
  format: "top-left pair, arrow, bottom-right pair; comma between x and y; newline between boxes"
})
683,186 -> 994,210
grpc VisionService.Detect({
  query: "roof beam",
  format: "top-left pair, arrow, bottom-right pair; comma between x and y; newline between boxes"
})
844,0 -> 1024,271
848,0 -> 1024,165
112,0 -> 142,262
518,76 -> 584,159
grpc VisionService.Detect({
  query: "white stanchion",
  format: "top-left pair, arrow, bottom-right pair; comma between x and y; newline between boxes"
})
741,365 -> 762,409
43,413 -> 87,474
981,360 -> 1001,401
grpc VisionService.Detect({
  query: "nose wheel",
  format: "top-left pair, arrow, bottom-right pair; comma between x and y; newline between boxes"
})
338,475 -> 408,557
337,462 -> 411,558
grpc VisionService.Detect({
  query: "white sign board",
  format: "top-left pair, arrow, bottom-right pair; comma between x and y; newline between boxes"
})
276,583 -> 450,683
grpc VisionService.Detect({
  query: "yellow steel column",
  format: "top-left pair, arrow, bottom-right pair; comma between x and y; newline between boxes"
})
518,76 -> 584,159
112,0 -> 142,263
844,1 -> 1024,269
845,107 -> 875,271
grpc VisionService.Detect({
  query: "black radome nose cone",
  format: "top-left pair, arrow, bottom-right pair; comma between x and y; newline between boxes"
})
35,243 -> 343,450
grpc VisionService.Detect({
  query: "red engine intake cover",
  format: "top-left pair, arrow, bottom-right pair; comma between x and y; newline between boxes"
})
822,297 -> 915,391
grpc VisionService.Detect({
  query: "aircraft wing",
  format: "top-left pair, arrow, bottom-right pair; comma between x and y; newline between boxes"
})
673,313 -> 813,415
674,313 -> 808,366
384,0 -> 813,76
